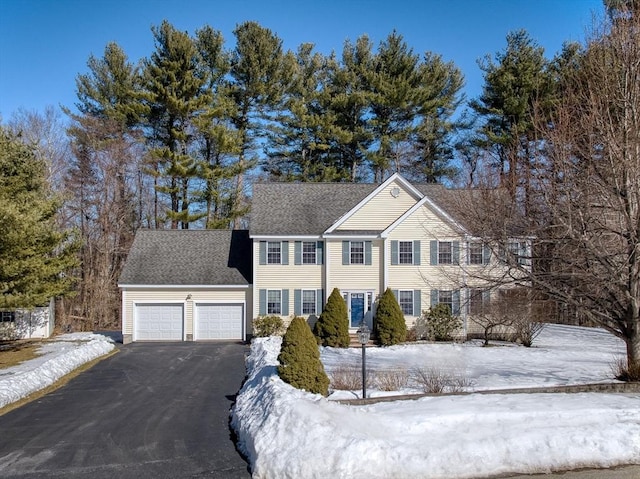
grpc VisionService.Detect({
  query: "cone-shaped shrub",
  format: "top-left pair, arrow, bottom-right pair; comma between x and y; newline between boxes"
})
375,288 -> 407,346
313,288 -> 350,347
278,316 -> 329,396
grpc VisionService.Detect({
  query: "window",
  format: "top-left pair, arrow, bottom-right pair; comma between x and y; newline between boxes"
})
267,242 -> 281,264
438,290 -> 453,313
398,290 -> 414,315
302,241 -> 316,264
469,288 -> 489,315
350,241 -> 364,264
267,290 -> 281,315
399,241 -> 413,264
469,242 -> 484,265
438,241 -> 452,264
507,241 -> 528,265
302,290 -> 316,315
0,311 -> 15,323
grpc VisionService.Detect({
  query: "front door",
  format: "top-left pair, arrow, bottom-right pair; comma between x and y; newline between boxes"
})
342,291 -> 374,330
350,293 -> 365,328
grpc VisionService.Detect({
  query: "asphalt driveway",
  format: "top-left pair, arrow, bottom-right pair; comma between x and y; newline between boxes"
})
0,342 -> 251,479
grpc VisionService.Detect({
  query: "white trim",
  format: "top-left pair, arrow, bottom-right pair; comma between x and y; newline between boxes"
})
121,289 -> 127,339
381,195 -> 469,238
383,238 -> 389,290
324,173 -> 424,234
321,234 -> 379,240
132,301 -> 186,342
119,284 -> 250,289
253,241 -> 258,320
193,301 -> 245,341
250,235 -> 322,240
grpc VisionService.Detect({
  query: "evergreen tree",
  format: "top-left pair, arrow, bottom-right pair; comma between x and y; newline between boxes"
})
374,288 -> 407,346
143,20 -> 209,229
469,30 -> 553,209
278,316 -> 329,396
313,288 -> 350,348
0,127 -> 78,309
192,25 -> 245,229
264,44 -> 338,182
229,21 -> 292,225
325,36 -> 375,182
410,52 -> 464,183
368,31 -> 422,181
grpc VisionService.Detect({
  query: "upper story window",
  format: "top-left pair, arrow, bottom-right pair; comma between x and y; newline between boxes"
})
391,240 -> 421,265
507,241 -> 529,266
302,241 -> 316,264
350,241 -> 364,264
438,241 -> 452,264
259,241 -> 289,265
267,242 -> 281,264
399,241 -> 413,264
430,240 -> 460,265
342,240 -> 372,265
469,242 -> 484,265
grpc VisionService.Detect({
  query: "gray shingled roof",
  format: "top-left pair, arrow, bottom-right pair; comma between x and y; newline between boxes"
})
250,181 -> 468,236
250,182 -> 377,236
118,230 -> 251,286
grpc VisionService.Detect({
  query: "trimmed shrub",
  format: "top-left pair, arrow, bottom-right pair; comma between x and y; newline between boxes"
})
252,315 -> 284,337
423,304 -> 462,341
313,288 -> 350,348
278,316 -> 329,396
374,288 -> 407,346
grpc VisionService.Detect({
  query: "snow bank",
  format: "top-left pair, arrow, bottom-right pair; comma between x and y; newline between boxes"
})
232,334 -> 640,479
0,333 -> 115,408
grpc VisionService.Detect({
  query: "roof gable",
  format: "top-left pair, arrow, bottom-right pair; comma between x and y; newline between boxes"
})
118,230 -> 251,286
328,174 -> 424,233
382,184 -> 469,237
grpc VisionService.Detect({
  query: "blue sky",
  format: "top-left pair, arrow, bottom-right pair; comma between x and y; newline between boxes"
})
0,0 -> 604,120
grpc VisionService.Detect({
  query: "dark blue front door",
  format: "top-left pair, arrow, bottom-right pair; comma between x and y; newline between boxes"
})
350,293 -> 365,327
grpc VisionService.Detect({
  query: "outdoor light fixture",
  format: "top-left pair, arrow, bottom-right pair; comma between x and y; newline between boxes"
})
357,322 -> 370,399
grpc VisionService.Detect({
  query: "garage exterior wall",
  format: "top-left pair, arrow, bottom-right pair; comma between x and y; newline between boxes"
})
121,287 -> 251,344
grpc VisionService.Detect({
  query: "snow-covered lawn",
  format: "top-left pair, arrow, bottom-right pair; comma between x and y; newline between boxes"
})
0,332 -> 115,408
232,324 -> 640,479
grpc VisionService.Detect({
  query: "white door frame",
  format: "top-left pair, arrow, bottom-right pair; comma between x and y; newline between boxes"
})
341,290 -> 375,330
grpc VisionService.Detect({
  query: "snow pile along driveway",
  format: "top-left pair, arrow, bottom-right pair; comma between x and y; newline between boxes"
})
232,331 -> 640,479
0,333 -> 115,408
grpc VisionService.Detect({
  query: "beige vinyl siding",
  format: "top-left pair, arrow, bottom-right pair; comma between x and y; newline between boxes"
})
387,205 -> 464,290
253,241 -> 324,319
337,181 -> 417,231
327,239 -> 383,293
122,288 -> 250,338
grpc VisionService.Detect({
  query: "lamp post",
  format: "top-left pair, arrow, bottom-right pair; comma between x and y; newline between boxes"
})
357,322 -> 370,399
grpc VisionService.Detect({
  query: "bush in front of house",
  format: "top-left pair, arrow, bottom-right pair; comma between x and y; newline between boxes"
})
374,288 -> 407,346
423,304 -> 462,341
313,288 -> 350,348
278,316 -> 329,396
252,315 -> 284,337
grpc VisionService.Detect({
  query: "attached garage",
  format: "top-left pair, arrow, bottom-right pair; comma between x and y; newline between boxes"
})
119,230 -> 252,344
195,304 -> 243,340
135,304 -> 184,341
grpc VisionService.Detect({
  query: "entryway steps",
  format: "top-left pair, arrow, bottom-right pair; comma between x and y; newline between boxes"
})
348,333 -> 374,348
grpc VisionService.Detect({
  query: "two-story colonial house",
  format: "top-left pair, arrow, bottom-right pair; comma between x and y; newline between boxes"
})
119,173 -> 527,343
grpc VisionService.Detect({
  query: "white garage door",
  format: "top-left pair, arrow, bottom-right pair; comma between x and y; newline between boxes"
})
196,304 -> 243,340
135,304 -> 183,341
